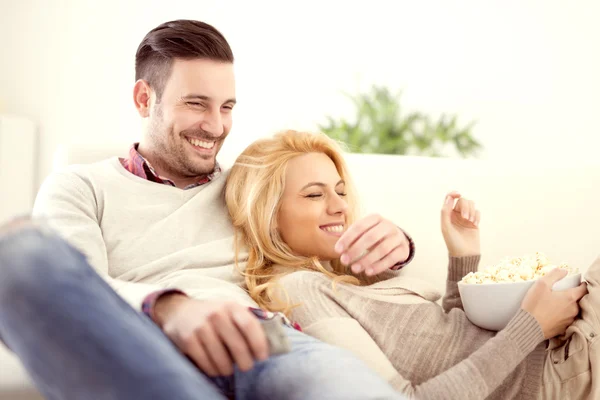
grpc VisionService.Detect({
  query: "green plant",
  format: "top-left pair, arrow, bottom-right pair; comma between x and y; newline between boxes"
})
319,86 -> 481,157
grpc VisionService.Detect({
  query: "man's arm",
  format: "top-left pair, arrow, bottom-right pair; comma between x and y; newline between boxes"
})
32,170 -> 163,309
32,169 -> 270,375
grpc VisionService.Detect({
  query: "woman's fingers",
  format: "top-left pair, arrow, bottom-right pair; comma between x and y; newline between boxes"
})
442,191 -> 481,227
441,191 -> 461,218
474,210 -> 481,227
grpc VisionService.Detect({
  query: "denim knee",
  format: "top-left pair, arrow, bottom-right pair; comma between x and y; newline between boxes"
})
0,224 -> 86,299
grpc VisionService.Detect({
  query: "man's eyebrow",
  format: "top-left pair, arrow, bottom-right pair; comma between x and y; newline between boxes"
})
181,94 -> 237,104
301,180 -> 345,190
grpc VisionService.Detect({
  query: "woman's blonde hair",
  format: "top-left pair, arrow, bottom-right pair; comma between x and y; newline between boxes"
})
225,130 -> 361,314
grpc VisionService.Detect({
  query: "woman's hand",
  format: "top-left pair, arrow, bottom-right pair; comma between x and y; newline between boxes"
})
335,214 -> 411,276
521,268 -> 587,339
441,191 -> 480,257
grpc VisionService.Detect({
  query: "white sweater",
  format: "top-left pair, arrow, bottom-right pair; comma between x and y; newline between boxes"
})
32,157 -> 256,310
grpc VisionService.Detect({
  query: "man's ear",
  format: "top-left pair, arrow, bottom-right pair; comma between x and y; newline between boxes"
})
133,79 -> 152,118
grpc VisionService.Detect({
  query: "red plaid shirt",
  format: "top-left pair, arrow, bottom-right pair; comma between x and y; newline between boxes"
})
120,143 -> 220,189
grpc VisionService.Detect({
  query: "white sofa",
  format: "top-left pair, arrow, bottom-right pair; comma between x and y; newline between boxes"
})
2,143 -> 599,399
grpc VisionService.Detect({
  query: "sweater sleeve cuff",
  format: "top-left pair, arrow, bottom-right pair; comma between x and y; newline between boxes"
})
390,229 -> 415,270
447,255 -> 481,282
502,309 -> 546,355
141,289 -> 187,321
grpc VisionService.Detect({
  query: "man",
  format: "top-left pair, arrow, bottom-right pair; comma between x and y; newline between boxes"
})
0,20 -> 414,399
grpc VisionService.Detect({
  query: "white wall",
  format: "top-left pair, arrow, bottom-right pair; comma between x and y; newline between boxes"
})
1,0 -> 599,188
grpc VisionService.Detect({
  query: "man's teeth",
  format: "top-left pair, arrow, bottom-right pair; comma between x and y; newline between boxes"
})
188,138 -> 215,149
322,225 -> 344,233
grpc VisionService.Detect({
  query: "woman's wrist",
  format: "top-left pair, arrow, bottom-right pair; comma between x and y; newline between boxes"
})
448,255 -> 481,281
449,253 -> 480,258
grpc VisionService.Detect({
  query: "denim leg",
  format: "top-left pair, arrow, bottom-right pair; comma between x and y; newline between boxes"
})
234,326 -> 405,400
0,225 -> 227,400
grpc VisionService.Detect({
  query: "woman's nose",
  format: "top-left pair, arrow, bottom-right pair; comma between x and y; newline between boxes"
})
328,193 -> 348,215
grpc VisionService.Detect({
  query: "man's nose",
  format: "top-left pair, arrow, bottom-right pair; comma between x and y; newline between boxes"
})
199,108 -> 224,137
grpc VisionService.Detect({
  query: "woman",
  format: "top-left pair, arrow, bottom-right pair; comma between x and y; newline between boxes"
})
225,130 -> 596,399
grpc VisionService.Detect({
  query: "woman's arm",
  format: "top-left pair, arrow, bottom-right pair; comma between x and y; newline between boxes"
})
442,255 -> 480,313
439,192 -> 480,312
403,267 -> 588,399
280,270 -> 546,400
389,309 -> 544,399
304,290 -> 545,400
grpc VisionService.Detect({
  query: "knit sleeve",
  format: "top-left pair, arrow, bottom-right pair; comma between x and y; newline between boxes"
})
389,228 -> 415,270
389,310 -> 545,399
442,255 -> 480,313
32,169 -> 166,310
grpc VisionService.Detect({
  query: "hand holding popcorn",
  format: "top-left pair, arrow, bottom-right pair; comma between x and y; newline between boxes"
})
521,268 -> 587,339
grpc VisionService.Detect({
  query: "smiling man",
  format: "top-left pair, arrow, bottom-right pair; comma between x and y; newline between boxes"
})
133,58 -> 236,188
0,20 -> 412,399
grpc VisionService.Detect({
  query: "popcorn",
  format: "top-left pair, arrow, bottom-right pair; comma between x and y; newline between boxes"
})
460,252 -> 578,284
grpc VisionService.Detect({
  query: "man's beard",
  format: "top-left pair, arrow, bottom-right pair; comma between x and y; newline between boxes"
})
147,110 -> 217,178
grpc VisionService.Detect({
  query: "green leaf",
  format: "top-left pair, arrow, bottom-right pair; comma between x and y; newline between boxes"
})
320,85 -> 480,158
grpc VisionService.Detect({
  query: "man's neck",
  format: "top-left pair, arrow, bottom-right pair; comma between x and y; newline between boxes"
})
168,174 -> 208,189
137,143 -> 209,189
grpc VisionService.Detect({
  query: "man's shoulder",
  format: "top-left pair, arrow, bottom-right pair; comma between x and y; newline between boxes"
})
52,157 -> 118,179
38,158 -> 121,196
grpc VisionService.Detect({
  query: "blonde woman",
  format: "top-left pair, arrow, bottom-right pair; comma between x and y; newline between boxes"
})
225,130 -> 598,399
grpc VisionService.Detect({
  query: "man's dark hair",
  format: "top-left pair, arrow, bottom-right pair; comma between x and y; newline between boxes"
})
135,19 -> 234,99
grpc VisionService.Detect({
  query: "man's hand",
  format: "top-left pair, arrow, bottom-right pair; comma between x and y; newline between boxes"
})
335,214 -> 410,276
154,294 -> 269,377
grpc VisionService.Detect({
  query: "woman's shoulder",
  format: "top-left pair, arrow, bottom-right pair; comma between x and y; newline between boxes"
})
276,268 -> 330,286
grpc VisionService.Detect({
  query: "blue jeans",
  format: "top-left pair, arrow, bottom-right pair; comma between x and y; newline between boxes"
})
0,224 -> 404,400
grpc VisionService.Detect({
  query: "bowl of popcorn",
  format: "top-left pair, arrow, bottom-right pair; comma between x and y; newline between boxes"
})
457,252 -> 581,331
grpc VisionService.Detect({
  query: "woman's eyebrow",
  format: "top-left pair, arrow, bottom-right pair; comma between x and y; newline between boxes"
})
301,180 -> 345,191
300,182 -> 326,190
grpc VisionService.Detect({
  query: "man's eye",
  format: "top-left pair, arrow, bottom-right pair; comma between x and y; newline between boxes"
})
186,102 -> 202,106
306,193 -> 323,198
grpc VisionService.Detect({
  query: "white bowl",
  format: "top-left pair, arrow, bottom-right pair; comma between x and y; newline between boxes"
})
457,273 -> 582,331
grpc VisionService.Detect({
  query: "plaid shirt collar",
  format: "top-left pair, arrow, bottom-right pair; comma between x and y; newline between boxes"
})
120,143 -> 221,190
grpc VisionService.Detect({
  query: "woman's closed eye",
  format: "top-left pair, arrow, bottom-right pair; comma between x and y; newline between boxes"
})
305,192 -> 347,199
305,193 -> 323,198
